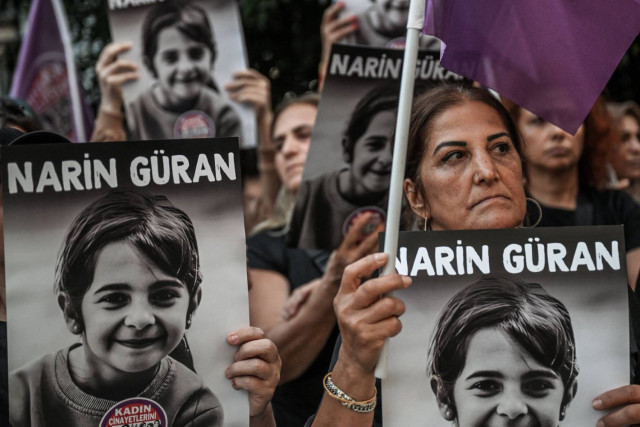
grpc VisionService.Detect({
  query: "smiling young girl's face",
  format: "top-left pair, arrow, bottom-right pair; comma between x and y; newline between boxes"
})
79,240 -> 190,377
452,327 -> 565,427
152,25 -> 213,109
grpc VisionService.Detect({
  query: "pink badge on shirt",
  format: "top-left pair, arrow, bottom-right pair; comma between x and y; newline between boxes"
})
100,397 -> 167,427
174,110 -> 216,139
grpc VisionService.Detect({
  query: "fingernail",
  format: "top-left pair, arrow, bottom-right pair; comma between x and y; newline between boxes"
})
373,253 -> 387,262
592,398 -> 603,409
596,421 -> 605,427
229,334 -> 238,344
224,368 -> 231,378
402,276 -> 412,286
282,309 -> 290,320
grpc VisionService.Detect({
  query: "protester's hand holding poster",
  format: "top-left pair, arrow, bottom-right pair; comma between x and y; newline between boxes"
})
337,0 -> 439,49
2,138 -> 250,426
286,44 -> 462,251
107,0 -> 255,146
383,227 -> 629,426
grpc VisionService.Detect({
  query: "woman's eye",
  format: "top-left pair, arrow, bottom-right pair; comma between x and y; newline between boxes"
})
528,116 -> 545,125
523,380 -> 554,396
442,151 -> 465,163
161,51 -> 178,64
187,47 -> 205,61
98,293 -> 128,307
493,142 -> 511,154
470,380 -> 501,396
151,289 -> 181,306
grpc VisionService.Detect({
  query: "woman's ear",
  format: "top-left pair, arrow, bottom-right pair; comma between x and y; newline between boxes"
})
186,287 -> 202,329
342,137 -> 353,163
430,375 -> 455,421
404,178 -> 429,219
57,292 -> 82,335
560,378 -> 578,420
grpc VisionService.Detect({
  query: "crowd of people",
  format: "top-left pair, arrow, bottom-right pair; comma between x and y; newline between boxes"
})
2,1 -> 640,426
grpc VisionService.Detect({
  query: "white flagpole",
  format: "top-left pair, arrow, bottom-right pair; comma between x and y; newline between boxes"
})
374,0 -> 426,379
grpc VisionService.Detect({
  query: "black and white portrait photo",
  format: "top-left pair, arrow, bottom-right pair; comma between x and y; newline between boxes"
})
339,0 -> 440,49
383,227 -> 630,426
287,44 -> 461,250
2,138 -> 250,426
107,0 -> 255,146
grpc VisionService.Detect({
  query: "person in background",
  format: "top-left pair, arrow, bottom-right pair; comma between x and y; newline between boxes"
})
507,98 -> 640,289
0,97 -> 43,133
248,93 -> 382,426
607,100 -> 640,203
306,84 -> 640,427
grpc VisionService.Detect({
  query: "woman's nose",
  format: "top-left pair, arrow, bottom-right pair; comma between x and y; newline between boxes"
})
549,124 -> 570,142
472,153 -> 498,184
124,300 -> 156,330
496,392 -> 529,419
281,135 -> 300,157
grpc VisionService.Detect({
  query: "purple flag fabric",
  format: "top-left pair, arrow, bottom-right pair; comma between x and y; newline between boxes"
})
423,1 -> 640,133
10,0 -> 93,141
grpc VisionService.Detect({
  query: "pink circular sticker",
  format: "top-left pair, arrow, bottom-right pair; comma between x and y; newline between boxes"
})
342,206 -> 386,239
386,38 -> 407,49
173,110 -> 216,139
100,397 -> 167,427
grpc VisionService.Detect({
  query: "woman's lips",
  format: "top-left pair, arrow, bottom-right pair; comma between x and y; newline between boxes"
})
116,337 -> 162,349
471,195 -> 509,208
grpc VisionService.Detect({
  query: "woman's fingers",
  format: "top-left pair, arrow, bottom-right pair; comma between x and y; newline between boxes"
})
96,42 -> 133,72
337,252 -> 389,295
594,385 -> 640,426
226,327 -> 281,418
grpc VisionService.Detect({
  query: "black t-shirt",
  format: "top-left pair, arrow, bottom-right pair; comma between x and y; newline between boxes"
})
247,229 -> 339,427
527,186 -> 640,251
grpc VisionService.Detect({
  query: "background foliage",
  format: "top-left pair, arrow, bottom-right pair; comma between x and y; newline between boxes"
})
1,0 -> 639,113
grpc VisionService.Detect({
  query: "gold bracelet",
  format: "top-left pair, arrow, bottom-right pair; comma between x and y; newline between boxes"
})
323,372 -> 377,413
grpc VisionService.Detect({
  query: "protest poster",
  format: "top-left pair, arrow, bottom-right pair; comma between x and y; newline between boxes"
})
106,0 -> 256,147
338,0 -> 439,49
287,43 -> 462,251
2,137 -> 250,426
383,226 -> 629,426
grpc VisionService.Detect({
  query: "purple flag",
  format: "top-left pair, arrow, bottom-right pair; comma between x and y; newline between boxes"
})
423,1 -> 640,133
10,0 -> 93,141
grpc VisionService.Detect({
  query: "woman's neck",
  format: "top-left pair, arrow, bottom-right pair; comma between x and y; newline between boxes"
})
526,166 -> 580,210
68,343 -> 158,400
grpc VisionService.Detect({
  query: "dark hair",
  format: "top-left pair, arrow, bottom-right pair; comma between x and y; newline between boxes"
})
405,84 -> 524,199
270,92 -> 320,138
55,189 -> 202,323
507,96 -> 616,188
0,97 -> 43,133
428,275 -> 578,410
342,83 -> 400,163
141,1 -> 216,79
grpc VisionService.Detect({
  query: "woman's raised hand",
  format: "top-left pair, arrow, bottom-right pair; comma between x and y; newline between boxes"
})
333,253 -> 410,380
593,384 -> 640,426
225,327 -> 281,422
95,42 -> 138,115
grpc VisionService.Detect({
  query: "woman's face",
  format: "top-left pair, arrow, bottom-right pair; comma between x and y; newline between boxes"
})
152,25 -> 213,107
346,109 -> 394,197
371,0 -> 410,34
518,108 -> 585,174
613,114 -> 640,180
272,103 -> 317,193
451,328 -> 566,427
79,241 -> 191,376
407,101 -> 526,230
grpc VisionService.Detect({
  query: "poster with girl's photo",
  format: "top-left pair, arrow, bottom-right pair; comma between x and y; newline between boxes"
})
286,43 -> 463,251
337,0 -> 440,49
2,138 -> 250,426
383,226 -> 630,426
107,0 -> 255,146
